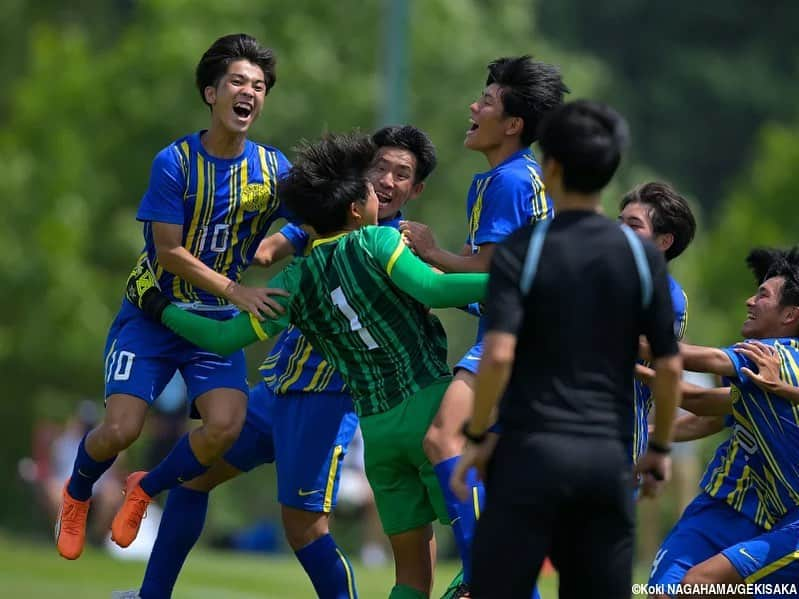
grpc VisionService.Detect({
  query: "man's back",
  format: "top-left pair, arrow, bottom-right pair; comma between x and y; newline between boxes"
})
490,211 -> 676,441
281,226 -> 451,417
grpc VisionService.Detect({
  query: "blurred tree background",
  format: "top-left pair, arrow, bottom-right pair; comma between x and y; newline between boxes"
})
2,0 -> 798,562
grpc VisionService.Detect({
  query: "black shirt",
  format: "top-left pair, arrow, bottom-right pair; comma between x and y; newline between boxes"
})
486,210 -> 678,441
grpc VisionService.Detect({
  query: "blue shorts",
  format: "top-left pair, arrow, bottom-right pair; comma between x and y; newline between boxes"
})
104,300 -> 248,413
649,492 -> 799,593
722,509 -> 799,588
223,382 -> 276,472
455,340 -> 483,374
272,388 -> 358,513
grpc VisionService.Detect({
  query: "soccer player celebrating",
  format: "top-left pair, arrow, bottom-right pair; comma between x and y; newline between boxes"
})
399,56 -> 567,593
127,132 -> 488,599
55,34 -> 291,560
618,182 -> 696,465
127,125 -> 438,599
648,247 -> 799,594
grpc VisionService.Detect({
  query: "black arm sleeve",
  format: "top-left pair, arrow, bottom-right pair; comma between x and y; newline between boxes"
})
641,243 -> 679,359
483,228 -> 528,335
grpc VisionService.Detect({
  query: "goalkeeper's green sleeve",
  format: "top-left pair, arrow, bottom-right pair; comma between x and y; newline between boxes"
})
367,226 -> 488,307
160,307 -> 266,355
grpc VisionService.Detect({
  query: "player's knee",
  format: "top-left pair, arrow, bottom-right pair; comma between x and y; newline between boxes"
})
201,412 -> 245,453
97,420 -> 140,451
282,514 -> 328,551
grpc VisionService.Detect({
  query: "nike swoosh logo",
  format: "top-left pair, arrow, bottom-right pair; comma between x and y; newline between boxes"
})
465,356 -> 480,360
298,488 -> 323,497
738,547 -> 757,563
77,468 -> 91,478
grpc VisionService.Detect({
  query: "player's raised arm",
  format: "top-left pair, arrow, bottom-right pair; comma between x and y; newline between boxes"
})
126,263 -> 290,355
368,226 -> 488,307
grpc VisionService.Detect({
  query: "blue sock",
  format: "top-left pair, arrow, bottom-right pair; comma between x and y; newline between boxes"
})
66,434 -> 116,501
295,533 -> 358,599
532,585 -> 542,599
433,456 -> 485,584
139,434 -> 209,497
139,486 -> 209,599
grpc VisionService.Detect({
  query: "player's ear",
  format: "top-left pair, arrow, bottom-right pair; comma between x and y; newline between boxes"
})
409,181 -> 425,201
505,116 -> 523,138
204,85 -> 217,106
783,305 -> 799,327
656,232 -> 674,254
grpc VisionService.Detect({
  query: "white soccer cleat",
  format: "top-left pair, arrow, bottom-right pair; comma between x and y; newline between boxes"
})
110,591 -> 140,599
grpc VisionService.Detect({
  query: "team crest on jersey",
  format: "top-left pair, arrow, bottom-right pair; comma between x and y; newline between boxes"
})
240,183 -> 272,212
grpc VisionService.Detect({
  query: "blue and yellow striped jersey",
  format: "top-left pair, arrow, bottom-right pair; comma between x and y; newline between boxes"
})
465,148 -> 550,253
701,338 -> 799,529
259,213 -> 404,396
136,131 -> 291,306
632,275 -> 688,463
465,148 -> 551,343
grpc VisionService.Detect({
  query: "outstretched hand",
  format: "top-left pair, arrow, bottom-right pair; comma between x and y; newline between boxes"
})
224,282 -> 289,321
735,340 -> 782,393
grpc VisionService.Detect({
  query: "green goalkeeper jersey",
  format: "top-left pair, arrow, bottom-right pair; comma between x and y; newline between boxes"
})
158,225 -> 487,417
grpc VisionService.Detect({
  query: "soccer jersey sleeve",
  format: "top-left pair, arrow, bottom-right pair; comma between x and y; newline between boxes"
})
137,146 -> 187,225
279,223 -> 310,255
483,227 -> 527,335
641,244 -> 680,359
364,226 -> 488,308
159,272 -> 292,355
473,173 -> 547,246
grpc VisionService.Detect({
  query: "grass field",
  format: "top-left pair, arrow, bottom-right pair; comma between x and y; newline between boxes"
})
3,531 -> 649,597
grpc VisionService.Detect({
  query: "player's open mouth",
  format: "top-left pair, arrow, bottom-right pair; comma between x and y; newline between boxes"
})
466,120 -> 479,135
233,102 -> 253,118
376,192 -> 392,205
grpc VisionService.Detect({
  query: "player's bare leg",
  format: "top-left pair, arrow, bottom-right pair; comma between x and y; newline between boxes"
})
681,553 -> 745,597
112,388 -> 246,546
56,393 -> 148,559
389,524 -> 437,598
423,371 -> 474,463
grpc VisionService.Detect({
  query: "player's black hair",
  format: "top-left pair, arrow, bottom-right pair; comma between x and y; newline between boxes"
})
620,182 -> 697,262
372,125 -> 437,183
196,34 -> 276,107
280,133 -> 377,236
538,100 -> 629,194
747,247 -> 799,308
486,56 -> 570,146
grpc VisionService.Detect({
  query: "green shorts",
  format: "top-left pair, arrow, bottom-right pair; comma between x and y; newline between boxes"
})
359,378 -> 451,536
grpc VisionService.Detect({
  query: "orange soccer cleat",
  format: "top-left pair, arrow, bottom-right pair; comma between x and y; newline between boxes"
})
55,481 -> 91,560
110,471 -> 152,548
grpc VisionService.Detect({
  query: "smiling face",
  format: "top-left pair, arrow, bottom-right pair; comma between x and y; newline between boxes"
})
464,83 -> 518,153
742,276 -> 789,338
204,59 -> 267,135
368,146 -> 424,220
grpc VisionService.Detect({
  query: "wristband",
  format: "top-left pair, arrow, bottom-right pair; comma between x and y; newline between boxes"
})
461,420 -> 488,444
648,440 -> 671,455
141,289 -> 171,322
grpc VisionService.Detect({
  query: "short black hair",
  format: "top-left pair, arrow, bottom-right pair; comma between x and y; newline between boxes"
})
196,34 -> 276,107
486,56 -> 570,146
538,100 -> 629,194
746,247 -> 799,308
280,133 -> 377,236
620,182 -> 697,261
372,125 -> 437,183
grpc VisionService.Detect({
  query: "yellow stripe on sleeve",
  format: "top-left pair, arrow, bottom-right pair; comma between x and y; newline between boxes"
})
249,312 -> 269,341
385,238 -> 405,276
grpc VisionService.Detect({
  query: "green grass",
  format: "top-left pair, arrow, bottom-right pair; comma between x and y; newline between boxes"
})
2,532 -> 649,597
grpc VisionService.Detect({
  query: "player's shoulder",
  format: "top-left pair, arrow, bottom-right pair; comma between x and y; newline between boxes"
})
152,132 -> 197,169
668,276 -> 688,312
250,141 -> 290,162
356,224 -> 401,248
